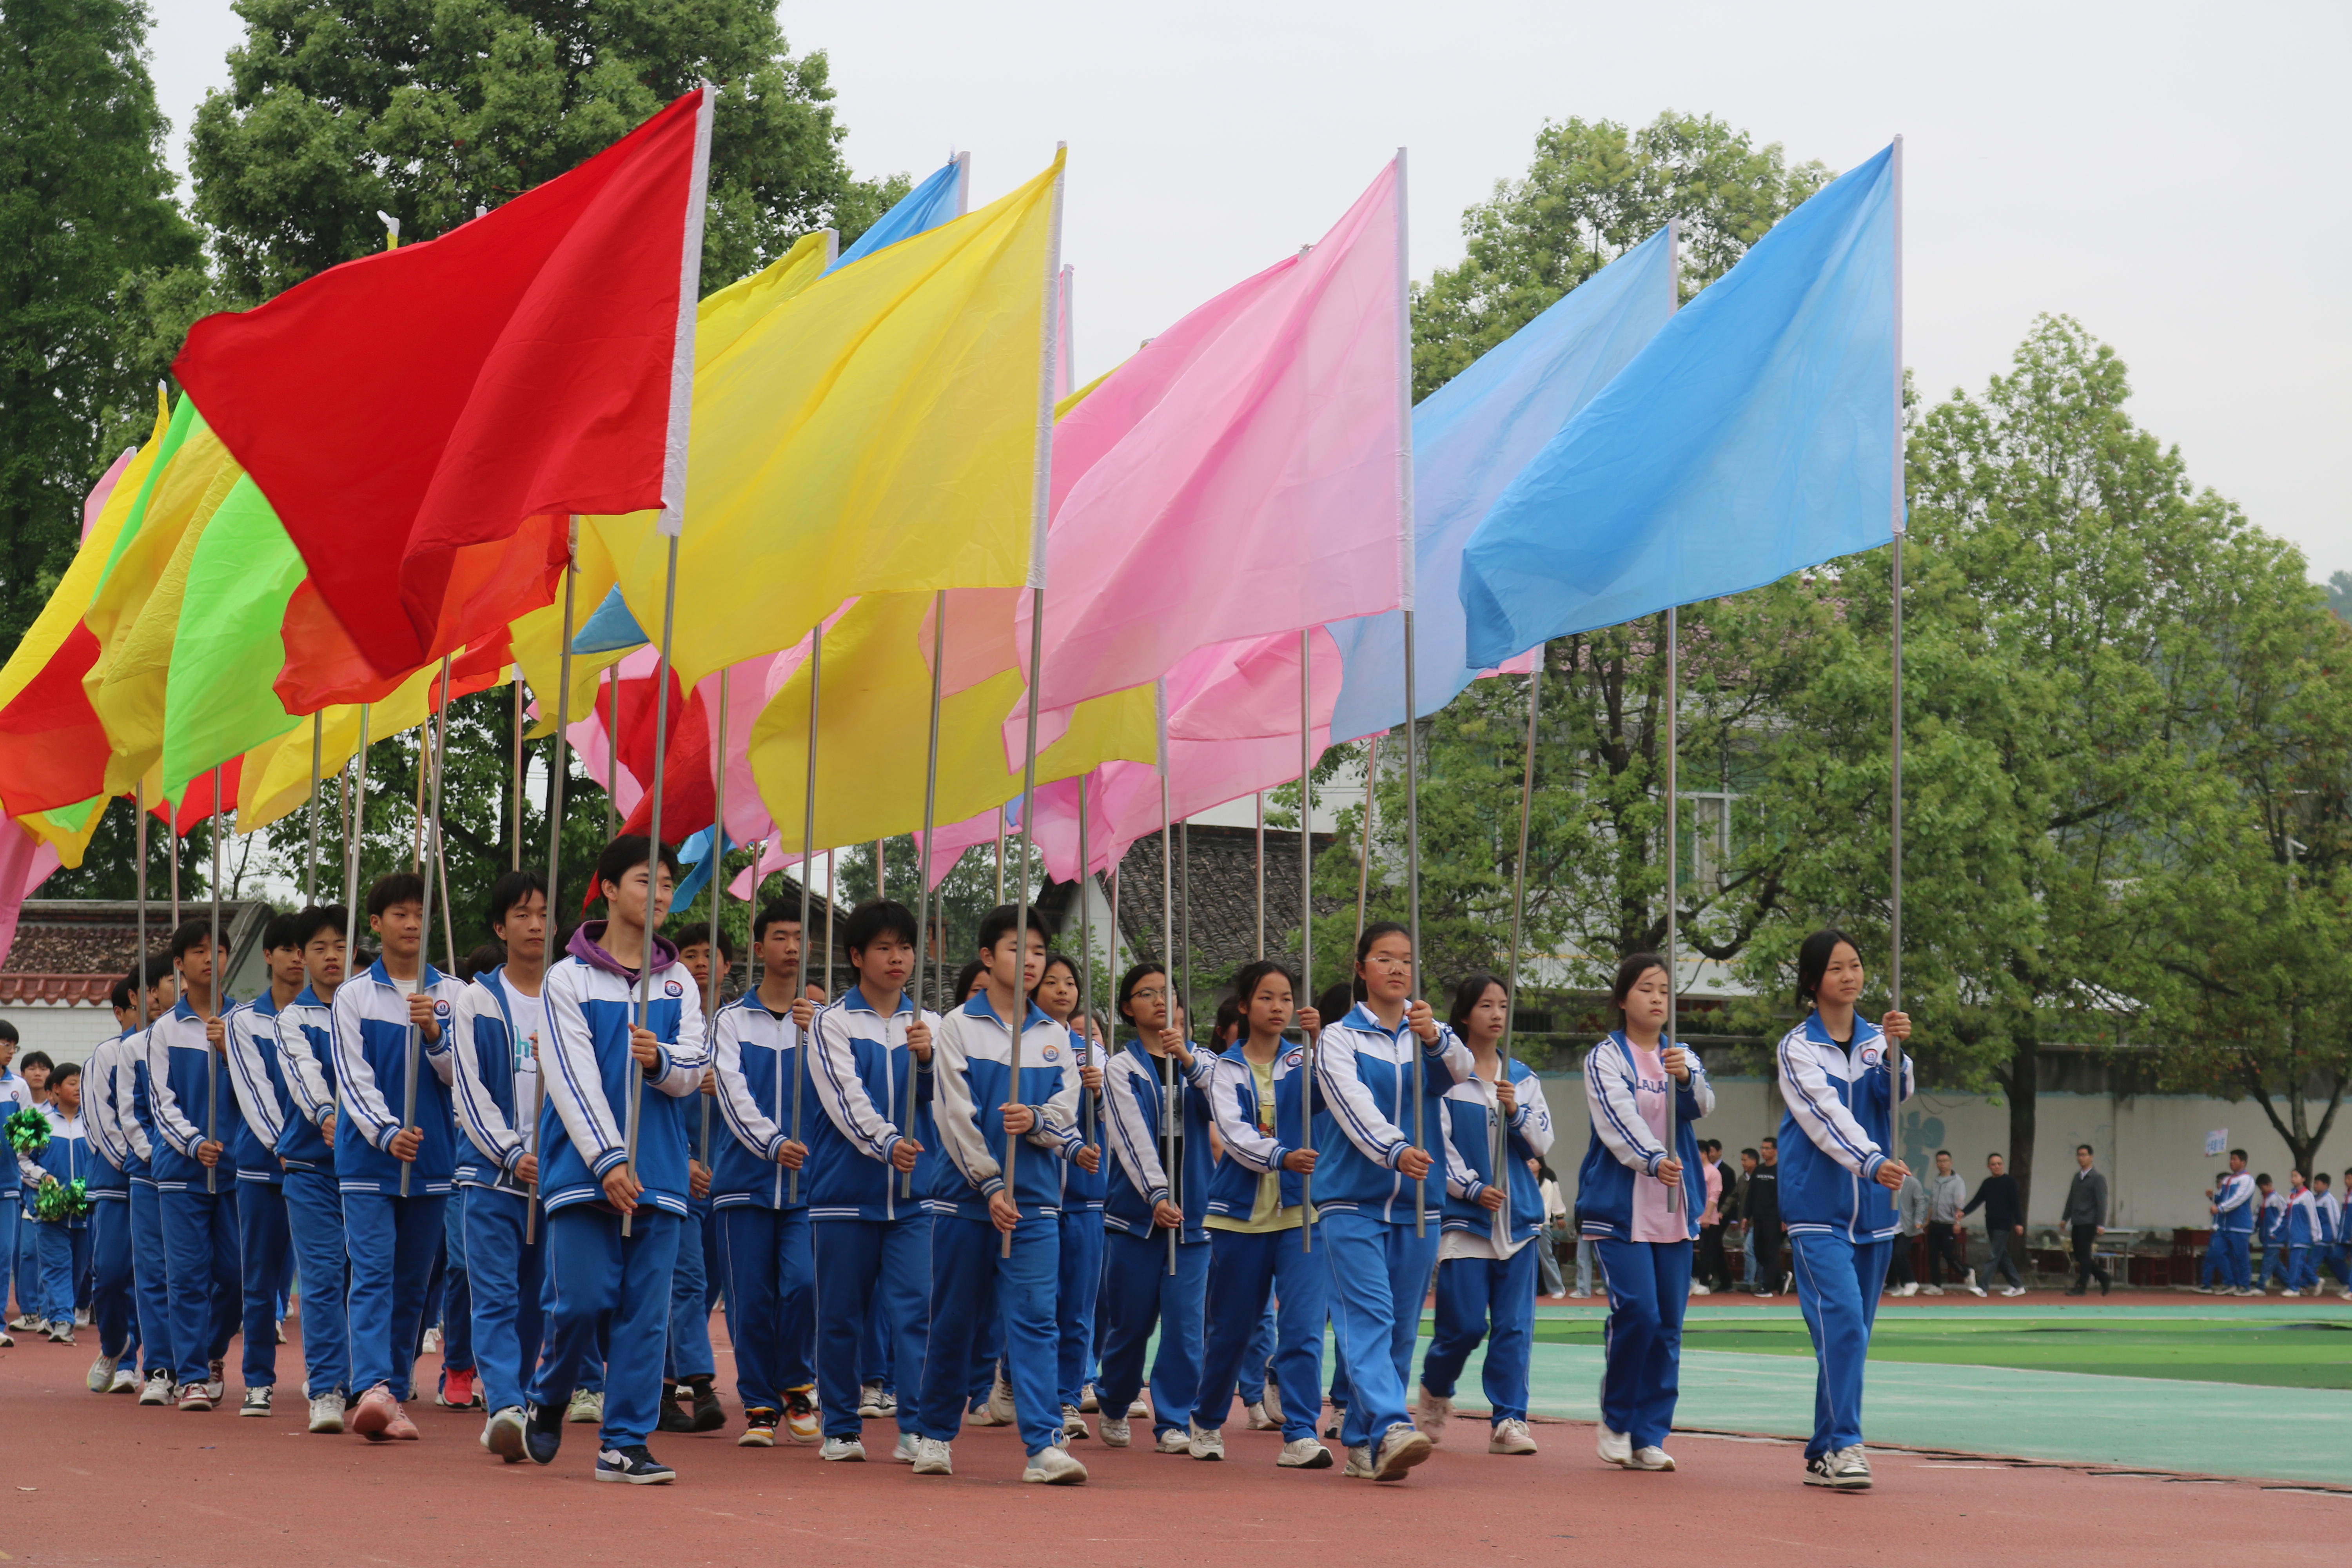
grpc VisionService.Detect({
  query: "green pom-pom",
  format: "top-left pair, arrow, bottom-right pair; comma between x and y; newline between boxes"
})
3,1107 -> 49,1158
33,1176 -> 90,1223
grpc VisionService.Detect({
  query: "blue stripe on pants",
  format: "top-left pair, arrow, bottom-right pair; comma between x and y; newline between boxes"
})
160,1186 -> 241,1386
438,1189 -> 472,1374
342,1191 -> 445,1396
664,1203 -> 714,1381
462,1186 -> 543,1414
1196,1225 -> 1327,1440
1315,1209 -> 1439,1452
1590,1237 -> 1687,1445
129,1181 -> 174,1379
716,1206 -> 813,1412
1095,1230 -> 1209,1439
916,1211 -> 1062,1457
89,1198 -> 137,1360
1789,1229 -> 1891,1458
1055,1208 -> 1105,1409
1421,1241 -> 1541,1427
529,1205 -> 677,1450
281,1169 -> 348,1397
236,1181 -> 290,1387
33,1220 -> 91,1326
813,1215 -> 931,1438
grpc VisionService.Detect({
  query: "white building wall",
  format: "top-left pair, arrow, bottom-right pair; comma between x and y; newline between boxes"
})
1,1002 -> 119,1068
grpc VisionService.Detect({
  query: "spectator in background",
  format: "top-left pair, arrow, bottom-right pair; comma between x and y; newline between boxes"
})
1532,1160 -> 1567,1299
1735,1148 -> 1760,1290
1924,1151 -> 1982,1296
1962,1153 -> 2027,1296
1746,1139 -> 1783,1297
1886,1166 -> 1927,1296
1694,1140 -> 1731,1293
2062,1143 -> 2111,1296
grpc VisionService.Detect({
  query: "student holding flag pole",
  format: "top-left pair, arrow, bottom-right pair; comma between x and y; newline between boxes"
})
145,911 -> 241,1414
272,904 -> 351,1431
1030,949 -> 1106,1443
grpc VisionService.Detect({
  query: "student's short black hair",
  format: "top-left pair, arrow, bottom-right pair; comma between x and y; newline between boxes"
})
49,1061 -> 79,1085
457,942 -> 506,983
2231,1148 -> 2249,1162
842,900 -> 918,958
111,972 -> 138,1011
752,898 -> 803,943
2076,1143 -> 2094,1157
368,872 -> 426,918
19,1050 -> 51,1073
140,953 -> 175,989
485,870 -> 546,933
0,1019 -> 16,1045
1314,984 -> 1353,1027
1761,1135 -> 1777,1147
664,919 -> 737,962
1936,1148 -> 1952,1159
2256,1173 -> 2273,1187
168,918 -> 223,961
1795,927 -> 1860,1004
262,912 -> 301,953
1740,1147 -> 1759,1161
975,903 -> 1050,956
594,836 -> 679,897
953,958 -> 987,1003
1987,1151 -> 2004,1163
2320,1172 -> 2336,1186
1116,961 -> 1167,1025
290,905 -> 348,949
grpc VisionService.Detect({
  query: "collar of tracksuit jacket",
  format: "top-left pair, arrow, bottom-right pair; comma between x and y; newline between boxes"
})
567,919 -> 679,980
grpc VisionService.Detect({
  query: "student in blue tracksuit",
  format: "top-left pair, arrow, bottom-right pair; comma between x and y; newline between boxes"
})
118,958 -> 179,1399
909,903 -> 1089,1485
805,898 -> 945,1464
1030,953 -> 1107,1443
82,976 -> 147,1392
0,1027 -> 33,1337
1775,928 -> 1915,1490
2255,1176 -> 2287,1290
1572,954 -> 1711,1471
272,905 -> 352,1432
1192,959 -> 1333,1469
2317,1172 -> 2351,1296
146,918 -> 245,1413
452,872 -> 552,1462
523,837 -> 709,1485
1421,971 -> 1558,1461
222,913 -> 307,1418
2279,1173 -> 2319,1295
710,897 -> 818,1450
2208,1151 -> 2257,1294
1096,959 -> 1217,1457
331,873 -> 464,1441
20,1065 -> 93,1342
1311,921 -> 1474,1484
654,922 -> 727,1440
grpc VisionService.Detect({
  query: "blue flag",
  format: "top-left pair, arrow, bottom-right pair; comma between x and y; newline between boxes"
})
672,824 -> 735,909
824,157 -> 965,276
1459,143 -> 1900,668
571,583 -> 649,655
1326,228 -> 1676,742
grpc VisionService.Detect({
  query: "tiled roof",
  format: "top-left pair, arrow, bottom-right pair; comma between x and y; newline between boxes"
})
0,974 -> 116,1005
1042,822 -> 1340,985
2,899 -> 276,1000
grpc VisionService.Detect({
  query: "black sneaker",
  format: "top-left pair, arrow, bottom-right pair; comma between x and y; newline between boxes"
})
657,1385 -> 697,1433
689,1379 -> 726,1433
595,1444 -> 676,1485
524,1401 -> 565,1466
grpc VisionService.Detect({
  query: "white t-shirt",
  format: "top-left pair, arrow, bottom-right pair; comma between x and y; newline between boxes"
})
497,971 -> 544,1152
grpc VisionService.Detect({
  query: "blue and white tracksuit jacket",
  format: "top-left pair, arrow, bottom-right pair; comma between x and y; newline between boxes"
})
1440,1059 -> 1557,1245
270,989 -> 338,1172
2212,1171 -> 2258,1235
144,998 -> 242,1192
1773,1013 -> 1914,1243
328,961 -> 462,1195
1307,1003 -> 1473,1223
1201,1041 -> 1314,1220
83,1031 -> 138,1198
17,1104 -> 92,1221
709,991 -> 810,1212
1056,1032 -> 1109,1214
451,967 -> 542,1196
926,994 -> 1083,1222
222,995 -> 290,1186
1102,1041 -> 1216,1239
804,987 -> 940,1222
1573,1033 -> 1711,1240
537,926 -> 706,1220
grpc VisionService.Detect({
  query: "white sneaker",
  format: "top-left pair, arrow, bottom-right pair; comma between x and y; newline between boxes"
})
857,1381 -> 889,1419
482,1404 -> 524,1459
1098,1416 -> 1131,1447
2002,1286 -> 2028,1297
1897,1282 -> 1919,1296
1804,1443 -> 1871,1488
1079,1383 -> 1100,1413
422,1327 -> 441,1356
985,1369 -> 1018,1427
1372,1421 -> 1433,1481
1154,1425 -> 1192,1454
1568,1289 -> 1592,1299
1965,1269 -> 1980,1290
1632,1445 -> 1676,1470
566,1388 -> 603,1424
309,1390 -> 347,1434
1689,1281 -> 1713,1296
2283,1289 -> 2303,1298
1243,1399 -> 1281,1431
109,1367 -> 138,1394
1341,1443 -> 1376,1478
1023,1444 -> 1088,1484
1128,1396 -> 1151,1418
1597,1424 -> 1633,1466
86,1354 -> 119,1393
1921,1284 -> 1944,1296
910,1437 -> 953,1475
1061,1403 -> 1090,1440
1416,1386 -> 1452,1444
820,1436 -> 866,1462
1490,1419 -> 1538,1455
239,1387 -> 272,1418
893,1431 -> 919,1463
1187,1421 -> 1225,1460
1278,1437 -> 1334,1468
139,1369 -> 174,1405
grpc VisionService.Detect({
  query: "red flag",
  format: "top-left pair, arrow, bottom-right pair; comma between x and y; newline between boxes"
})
151,759 -> 244,835
173,85 -> 715,681
613,668 -> 715,846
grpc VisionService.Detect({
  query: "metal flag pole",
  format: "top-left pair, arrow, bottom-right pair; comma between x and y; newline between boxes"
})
205,765 -> 225,1195
701,668 -> 730,1176
410,725 -> 430,873
343,707 -> 371,979
169,822 -> 180,928
528,522 -> 581,1245
1155,683 -> 1177,1274
1179,819 -> 1191,1049
1355,735 -> 1378,944
624,531 -> 684,1240
134,784 -> 149,1033
1078,773 -> 1096,1154
402,657 -> 454,1198
1298,628 -> 1318,1253
1887,134 -> 1908,1114
1391,147 -> 1426,1239
1254,791 -> 1266,960
512,681 -> 525,870
825,848 -> 838,1002
907,590 -> 946,1199
791,620 -> 821,1208
305,713 -> 324,905
605,666 -> 620,838
1662,220 -> 1685,1222
1497,645 -> 1543,1249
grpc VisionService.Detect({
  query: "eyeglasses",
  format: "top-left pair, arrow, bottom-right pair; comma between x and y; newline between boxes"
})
1129,986 -> 1168,1003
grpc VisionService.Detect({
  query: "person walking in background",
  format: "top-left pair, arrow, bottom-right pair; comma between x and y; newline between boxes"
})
1530,1161 -> 1567,1299
1745,1138 -> 1782,1297
1923,1151 -> 1982,1296
1694,1139 -> 1726,1294
1734,1148 -> 1758,1289
1962,1153 -> 2026,1296
2208,1151 -> 2258,1296
2256,1175 -> 2288,1293
1885,1165 -> 1927,1296
2063,1144 -> 2111,1297
1709,1142 -> 1740,1292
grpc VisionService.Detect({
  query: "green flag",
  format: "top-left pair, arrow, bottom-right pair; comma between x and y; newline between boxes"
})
159,474 -> 308,795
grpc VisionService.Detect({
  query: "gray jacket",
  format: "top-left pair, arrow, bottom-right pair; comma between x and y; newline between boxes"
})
1895,1172 -> 1929,1235
2063,1167 -> 2108,1227
1928,1171 -> 1967,1224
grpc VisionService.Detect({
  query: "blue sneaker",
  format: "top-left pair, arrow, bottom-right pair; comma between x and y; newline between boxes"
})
594,1444 -> 676,1485
523,1401 -> 564,1466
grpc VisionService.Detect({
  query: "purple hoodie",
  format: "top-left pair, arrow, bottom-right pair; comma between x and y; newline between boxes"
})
566,920 -> 681,984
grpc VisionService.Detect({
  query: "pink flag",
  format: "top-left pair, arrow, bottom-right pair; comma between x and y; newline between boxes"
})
0,817 -> 62,970
83,447 -> 135,542
1015,160 -> 1405,718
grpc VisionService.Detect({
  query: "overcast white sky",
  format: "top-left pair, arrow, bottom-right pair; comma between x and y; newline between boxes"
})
150,0 -> 2350,579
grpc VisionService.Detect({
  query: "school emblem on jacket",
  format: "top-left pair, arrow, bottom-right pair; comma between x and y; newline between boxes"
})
1860,1045 -> 1882,1067
433,998 -> 452,1017
665,979 -> 684,997
1041,1044 -> 1061,1061
1285,1050 -> 1303,1068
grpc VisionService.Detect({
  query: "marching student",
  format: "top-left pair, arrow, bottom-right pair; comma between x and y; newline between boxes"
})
2208,1149 -> 2258,1295
709,897 -> 819,1449
1775,928 -> 1914,1490
804,898 -> 944,1463
20,1062 -> 93,1343
330,873 -> 464,1441
1311,922 -> 1474,1483
272,906 -> 352,1430
2315,1172 -> 2351,1297
1096,960 -> 1216,1457
1570,955 -> 1709,1470
2255,1174 -> 2287,1291
908,903 -> 1089,1485
2279,1171 -> 2319,1296
1418,972 -> 1555,1460
1028,952 -> 1107,1444
221,913 -> 305,1416
81,974 -> 147,1391
1192,959 -> 1334,1468
145,918 -> 245,1413
657,919 -> 726,1438
522,837 -> 709,1485
450,871 -> 553,1461
0,1025 -> 28,1340
120,958 -> 180,1399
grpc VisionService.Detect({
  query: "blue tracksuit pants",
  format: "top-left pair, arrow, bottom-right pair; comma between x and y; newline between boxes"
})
33,1220 -> 92,1326
536,1236 -> 605,1394
1423,1241 -> 1541,1428
236,1181 -> 290,1387
916,1211 -> 1062,1457
1318,1210 -> 1440,1452
343,1191 -> 445,1396
160,1185 -> 241,1386
813,1215 -> 931,1438
664,1202 -> 714,1382
1196,1225 -> 1327,1440
1096,1229 -> 1209,1438
2322,1242 -> 2351,1287
2214,1225 -> 2252,1290
89,1197 -> 136,1359
1055,1206 -> 1105,1409
1592,1237 -> 1688,1445
281,1169 -> 348,1397
1789,1230 -> 1892,1458
530,1205 -> 678,1449
462,1186 -> 543,1415
9,1201 -> 33,1320
716,1206 -> 814,1412
860,1292 -> 892,1388
1239,1303 -> 1276,1404
438,1189 -> 473,1376
128,1180 -> 174,1379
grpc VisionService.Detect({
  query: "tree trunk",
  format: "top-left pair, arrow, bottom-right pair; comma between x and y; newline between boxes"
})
2006,1038 -> 2039,1224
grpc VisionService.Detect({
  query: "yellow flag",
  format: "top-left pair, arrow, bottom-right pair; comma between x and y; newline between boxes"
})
597,152 -> 1064,688
240,659 -> 485,833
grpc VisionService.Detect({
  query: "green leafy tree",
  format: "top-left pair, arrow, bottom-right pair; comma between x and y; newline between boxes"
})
0,0 -> 200,646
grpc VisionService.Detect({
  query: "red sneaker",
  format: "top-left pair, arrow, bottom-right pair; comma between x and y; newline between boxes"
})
350,1384 -> 399,1441
438,1368 -> 479,1409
